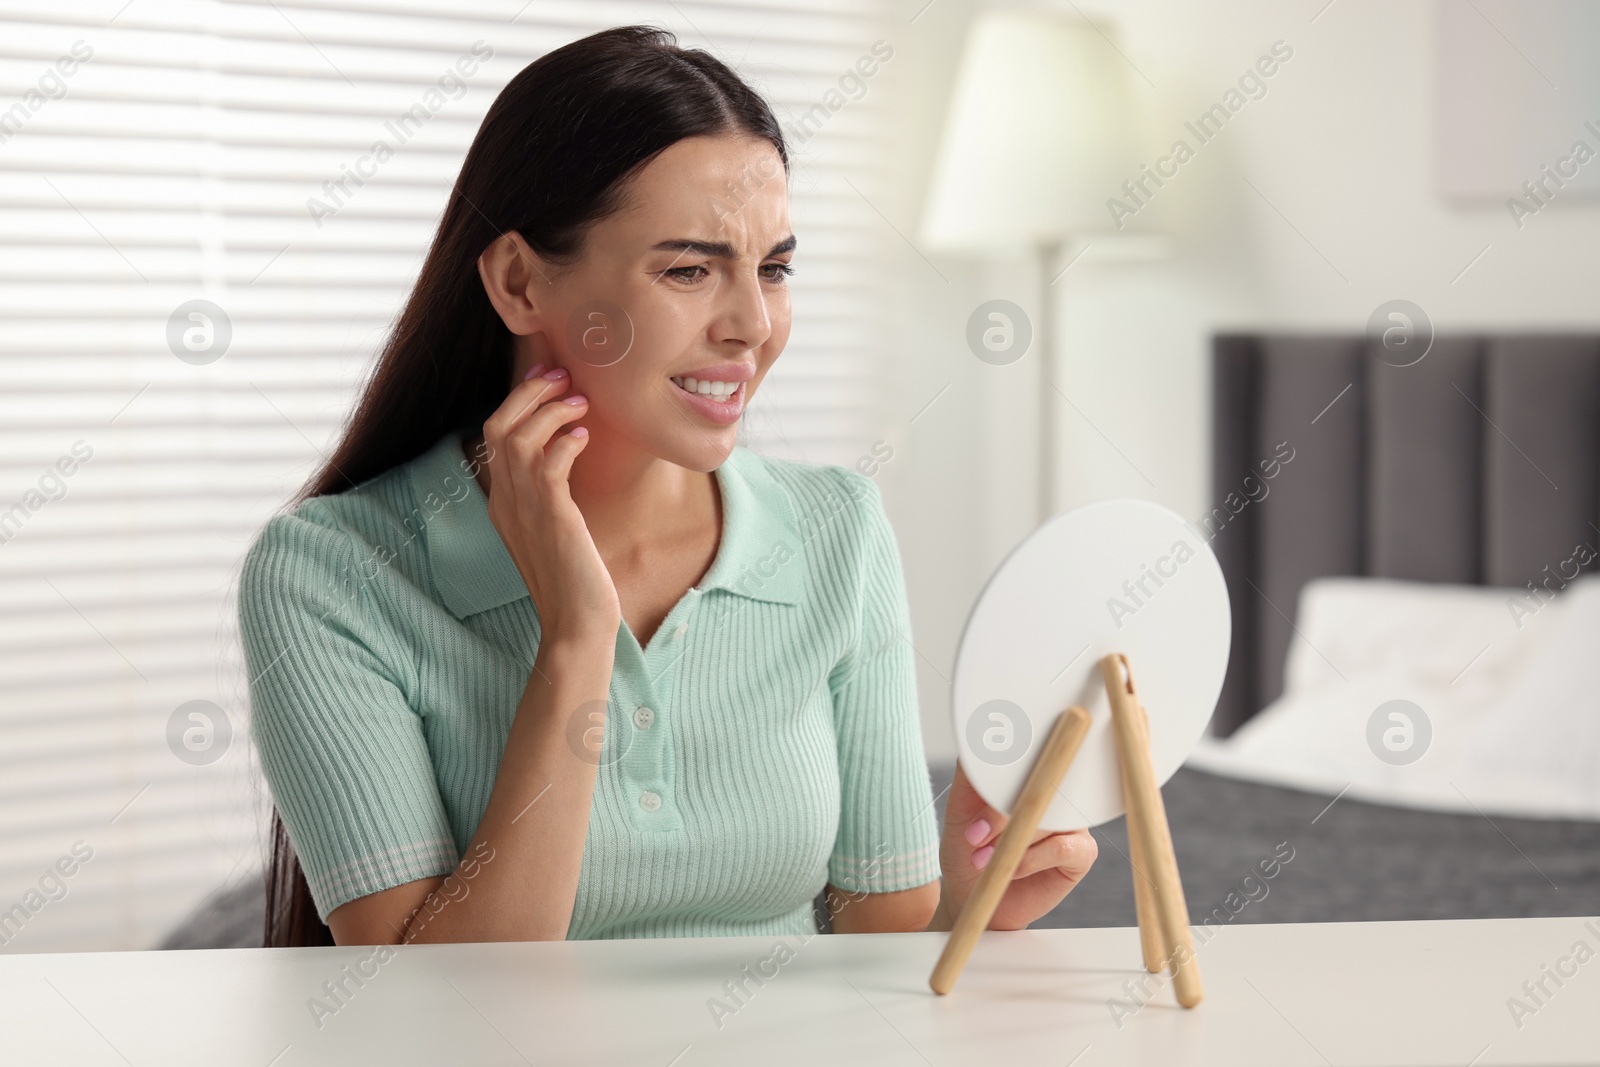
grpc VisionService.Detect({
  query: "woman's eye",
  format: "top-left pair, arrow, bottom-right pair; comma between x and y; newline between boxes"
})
663,262 -> 794,284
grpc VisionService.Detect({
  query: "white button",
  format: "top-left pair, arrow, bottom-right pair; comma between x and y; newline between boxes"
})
639,790 -> 661,812
672,622 -> 688,641
633,705 -> 654,730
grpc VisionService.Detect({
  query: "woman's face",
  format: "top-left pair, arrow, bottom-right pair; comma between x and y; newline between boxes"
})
482,133 -> 794,473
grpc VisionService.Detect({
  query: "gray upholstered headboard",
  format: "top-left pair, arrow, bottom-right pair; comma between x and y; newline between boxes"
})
1209,333 -> 1600,736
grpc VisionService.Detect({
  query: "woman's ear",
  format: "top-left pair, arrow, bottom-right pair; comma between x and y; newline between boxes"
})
477,230 -> 556,336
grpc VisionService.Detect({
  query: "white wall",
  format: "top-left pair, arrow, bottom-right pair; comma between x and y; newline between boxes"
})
882,0 -> 1600,764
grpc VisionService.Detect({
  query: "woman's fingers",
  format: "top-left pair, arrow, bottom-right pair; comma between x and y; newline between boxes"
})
965,817 -> 1058,856
484,367 -> 569,442
1009,830 -> 1097,883
943,761 -> 993,828
482,369 -> 570,492
472,359 -> 621,641
502,393 -> 588,498
539,423 -> 589,486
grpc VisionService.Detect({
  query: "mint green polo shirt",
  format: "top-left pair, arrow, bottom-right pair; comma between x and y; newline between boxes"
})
238,429 -> 941,938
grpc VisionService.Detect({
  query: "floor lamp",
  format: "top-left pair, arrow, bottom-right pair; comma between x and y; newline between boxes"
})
920,8 -> 1148,523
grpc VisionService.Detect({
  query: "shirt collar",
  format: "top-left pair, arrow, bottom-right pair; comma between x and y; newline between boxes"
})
407,429 -> 805,621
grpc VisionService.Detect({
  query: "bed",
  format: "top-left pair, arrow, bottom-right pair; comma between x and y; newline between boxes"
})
968,331 -> 1600,930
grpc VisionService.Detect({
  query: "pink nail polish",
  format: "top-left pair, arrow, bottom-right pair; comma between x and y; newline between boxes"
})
561,395 -> 586,406
542,367 -> 568,380
965,819 -> 990,846
973,845 -> 994,870
569,426 -> 588,438
523,363 -> 545,380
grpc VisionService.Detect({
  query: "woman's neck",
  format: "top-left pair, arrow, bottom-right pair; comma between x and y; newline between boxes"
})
462,429 -> 718,558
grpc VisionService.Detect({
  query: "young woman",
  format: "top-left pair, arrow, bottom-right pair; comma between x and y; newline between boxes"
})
239,25 -> 1096,947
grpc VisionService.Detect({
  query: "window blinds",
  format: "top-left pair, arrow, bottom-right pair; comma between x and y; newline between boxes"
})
0,0 -> 902,951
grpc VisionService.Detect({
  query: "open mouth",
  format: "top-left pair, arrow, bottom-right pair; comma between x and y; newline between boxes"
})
669,375 -> 742,403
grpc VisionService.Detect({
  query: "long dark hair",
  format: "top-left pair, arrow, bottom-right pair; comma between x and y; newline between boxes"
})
263,24 -> 790,948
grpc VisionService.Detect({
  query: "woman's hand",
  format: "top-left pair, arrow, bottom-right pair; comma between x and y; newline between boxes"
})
929,761 -> 1098,931
481,363 -> 621,644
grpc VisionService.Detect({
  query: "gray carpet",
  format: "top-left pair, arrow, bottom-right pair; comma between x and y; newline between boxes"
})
162,764 -> 1600,948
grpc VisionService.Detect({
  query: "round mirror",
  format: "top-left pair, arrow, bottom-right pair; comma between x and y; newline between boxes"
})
951,498 -> 1231,830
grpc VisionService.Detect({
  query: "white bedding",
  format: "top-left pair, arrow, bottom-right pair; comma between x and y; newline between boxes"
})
1186,574 -> 1600,820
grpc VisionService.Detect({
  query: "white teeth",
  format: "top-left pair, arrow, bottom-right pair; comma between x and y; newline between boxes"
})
671,376 -> 740,402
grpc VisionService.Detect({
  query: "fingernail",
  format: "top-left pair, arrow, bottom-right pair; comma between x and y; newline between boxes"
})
973,845 -> 994,870
523,363 -> 546,380
964,819 -> 990,846
569,426 -> 588,438
561,394 -> 586,406
542,367 -> 568,380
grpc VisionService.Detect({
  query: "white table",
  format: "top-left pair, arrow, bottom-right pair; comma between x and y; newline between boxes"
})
1,917 -> 1595,1065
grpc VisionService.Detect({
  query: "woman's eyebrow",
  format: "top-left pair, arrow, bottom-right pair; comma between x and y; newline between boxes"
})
651,234 -> 797,258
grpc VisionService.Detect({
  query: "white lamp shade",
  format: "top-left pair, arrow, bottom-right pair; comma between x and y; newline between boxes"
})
920,9 -> 1145,253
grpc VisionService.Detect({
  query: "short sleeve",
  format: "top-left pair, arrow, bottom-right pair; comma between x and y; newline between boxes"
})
238,502 -> 459,921
825,470 -> 942,894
